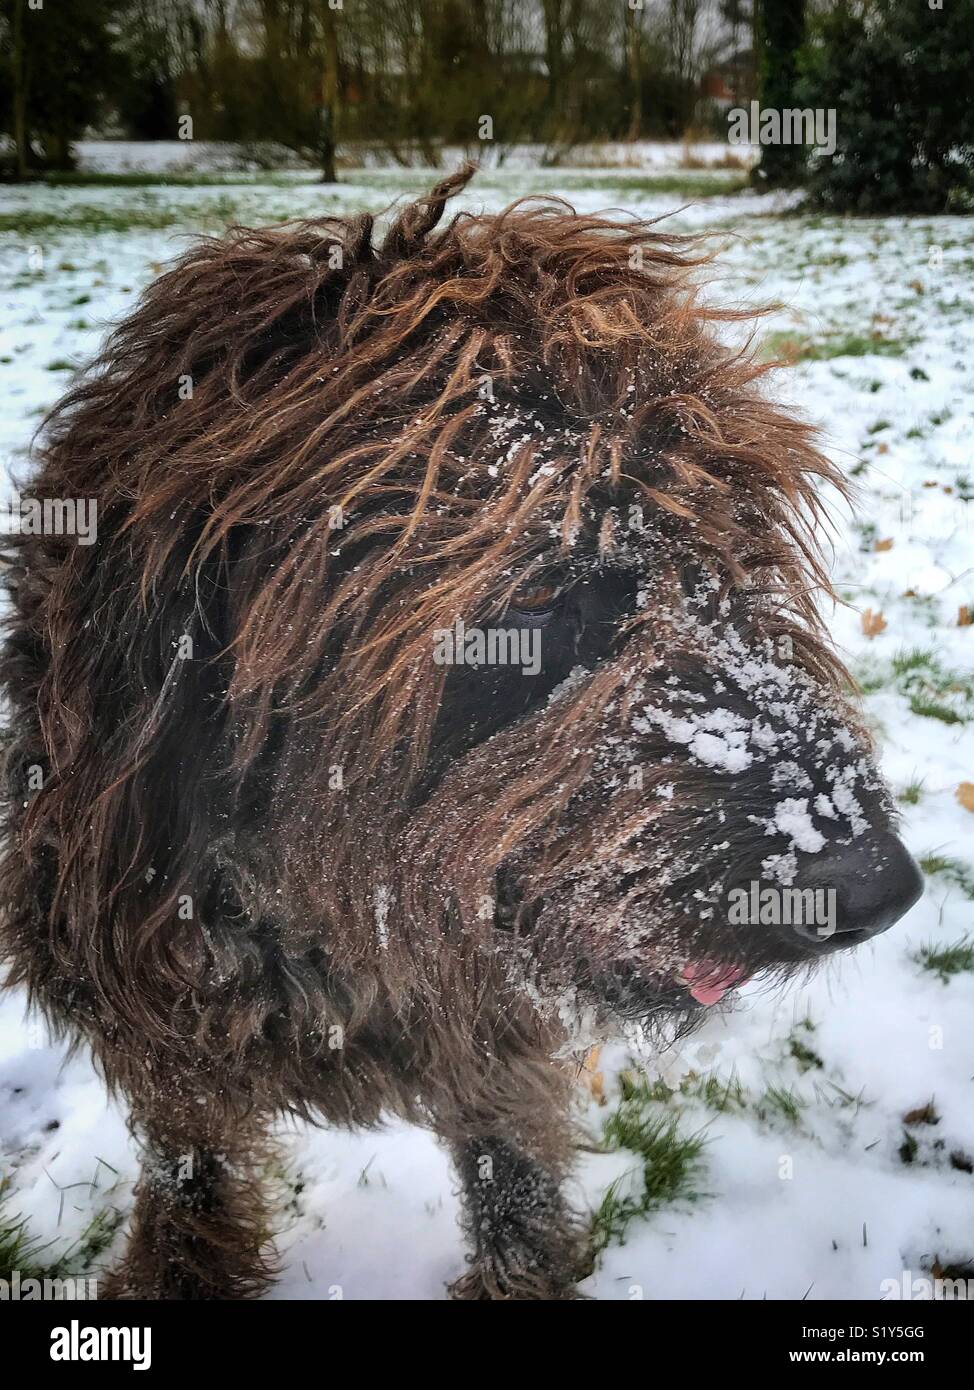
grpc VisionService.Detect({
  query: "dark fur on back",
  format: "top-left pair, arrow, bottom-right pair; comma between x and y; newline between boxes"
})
0,165 -> 894,1298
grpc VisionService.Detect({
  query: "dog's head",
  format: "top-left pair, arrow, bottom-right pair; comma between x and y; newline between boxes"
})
19,165 -> 921,1043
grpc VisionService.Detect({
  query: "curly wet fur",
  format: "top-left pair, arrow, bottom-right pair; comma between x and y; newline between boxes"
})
0,164 -> 880,1299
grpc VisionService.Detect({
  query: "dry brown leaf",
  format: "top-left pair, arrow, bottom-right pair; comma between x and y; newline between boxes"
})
904,1103 -> 939,1127
931,1259 -> 974,1282
956,783 -> 974,814
581,1047 -> 606,1105
861,608 -> 887,638
877,442 -> 889,455
959,606 -> 972,628
874,538 -> 894,551
769,336 -> 803,365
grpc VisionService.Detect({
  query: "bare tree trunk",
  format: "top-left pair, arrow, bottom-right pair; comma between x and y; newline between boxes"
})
12,0 -> 29,179
625,3 -> 642,141
753,0 -> 807,187
319,1 -> 340,182
669,0 -> 702,135
542,0 -> 565,140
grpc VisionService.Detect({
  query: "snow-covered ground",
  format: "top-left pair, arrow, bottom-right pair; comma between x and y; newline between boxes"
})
0,148 -> 971,1300
68,137 -> 754,174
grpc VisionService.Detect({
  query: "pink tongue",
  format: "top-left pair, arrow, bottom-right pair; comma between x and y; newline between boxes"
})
680,960 -> 747,1006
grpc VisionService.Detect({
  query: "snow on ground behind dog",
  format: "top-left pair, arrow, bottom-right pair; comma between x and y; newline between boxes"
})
0,147 -> 971,1299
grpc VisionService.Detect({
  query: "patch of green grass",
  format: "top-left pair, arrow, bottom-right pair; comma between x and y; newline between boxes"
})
855,520 -> 878,553
898,777 -> 925,806
592,1075 -> 708,1257
916,936 -> 974,983
351,166 -> 747,201
550,171 -> 748,199
683,1072 -> 749,1113
0,208 -> 182,235
618,1070 -> 675,1106
866,419 -> 892,435
802,251 -> 850,269
909,697 -> 964,724
894,1134 -> 917,1167
789,1038 -> 824,1072
824,1080 -> 869,1112
35,171 -> 297,188
835,333 -> 912,358
617,1066 -> 748,1114
0,1181 -> 122,1282
756,1085 -> 806,1126
762,330 -> 911,364
67,1207 -> 124,1271
918,855 -> 974,899
0,1199 -> 50,1282
856,648 -> 974,726
0,194 -> 244,237
899,1130 -> 919,1165
891,650 -> 934,676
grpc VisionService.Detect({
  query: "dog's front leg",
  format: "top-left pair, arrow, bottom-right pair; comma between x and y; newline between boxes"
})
448,1134 -> 586,1299
100,1099 -> 277,1301
436,1050 -> 589,1301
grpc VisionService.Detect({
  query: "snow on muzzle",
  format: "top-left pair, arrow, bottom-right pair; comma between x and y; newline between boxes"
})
517,622 -> 923,1009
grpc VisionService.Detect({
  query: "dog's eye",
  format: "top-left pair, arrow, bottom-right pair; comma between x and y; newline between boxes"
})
508,582 -> 561,615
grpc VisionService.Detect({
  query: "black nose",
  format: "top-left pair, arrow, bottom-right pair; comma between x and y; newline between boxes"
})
789,831 -> 923,946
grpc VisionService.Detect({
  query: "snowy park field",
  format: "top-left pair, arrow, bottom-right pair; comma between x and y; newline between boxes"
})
0,145 -> 972,1300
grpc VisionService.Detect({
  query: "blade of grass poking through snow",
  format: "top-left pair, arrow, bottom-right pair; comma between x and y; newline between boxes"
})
855,650 -> 974,726
0,1180 -> 58,1281
915,936 -> 974,983
898,777 -> 925,805
0,1179 -> 123,1282
757,1085 -> 806,1126
591,1078 -> 708,1258
917,856 -> 974,900
760,330 -> 913,364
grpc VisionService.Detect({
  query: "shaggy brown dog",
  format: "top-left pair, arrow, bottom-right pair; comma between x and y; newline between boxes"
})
0,165 -> 921,1300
